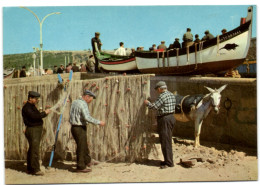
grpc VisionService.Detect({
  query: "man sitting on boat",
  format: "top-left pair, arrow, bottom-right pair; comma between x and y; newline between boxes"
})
114,42 -> 126,56
194,34 -> 201,44
157,41 -> 167,51
202,30 -> 214,41
168,38 -> 181,50
149,44 -> 157,51
182,28 -> 193,48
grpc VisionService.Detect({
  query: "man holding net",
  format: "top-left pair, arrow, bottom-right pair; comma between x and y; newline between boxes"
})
144,81 -> 176,169
22,91 -> 52,175
69,90 -> 105,173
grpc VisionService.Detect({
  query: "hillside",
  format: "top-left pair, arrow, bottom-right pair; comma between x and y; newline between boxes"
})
3,50 -> 92,70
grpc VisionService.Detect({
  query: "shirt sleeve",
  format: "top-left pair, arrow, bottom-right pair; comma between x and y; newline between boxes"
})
81,104 -> 100,125
147,96 -> 164,110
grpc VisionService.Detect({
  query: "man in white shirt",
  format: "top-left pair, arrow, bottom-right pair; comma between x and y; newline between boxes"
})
114,42 -> 126,56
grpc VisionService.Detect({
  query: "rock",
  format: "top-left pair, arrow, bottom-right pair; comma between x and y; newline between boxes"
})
180,158 -> 197,168
207,158 -> 216,164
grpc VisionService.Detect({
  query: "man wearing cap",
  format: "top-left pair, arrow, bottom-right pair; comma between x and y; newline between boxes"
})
157,41 -> 167,51
168,38 -> 181,50
22,91 -> 51,175
202,30 -> 214,41
91,32 -> 102,73
194,34 -> 201,44
69,90 -> 105,173
144,81 -> 176,169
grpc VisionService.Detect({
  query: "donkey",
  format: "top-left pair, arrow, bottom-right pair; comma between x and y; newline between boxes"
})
174,84 -> 227,147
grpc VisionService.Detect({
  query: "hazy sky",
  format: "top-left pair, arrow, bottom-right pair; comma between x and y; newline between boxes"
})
2,5 -> 257,54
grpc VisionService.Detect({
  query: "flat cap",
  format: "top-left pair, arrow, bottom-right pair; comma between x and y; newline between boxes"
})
83,90 -> 96,99
175,38 -> 179,41
221,28 -> 227,32
154,81 -> 167,89
205,30 -> 209,34
95,32 -> 100,35
28,91 -> 40,98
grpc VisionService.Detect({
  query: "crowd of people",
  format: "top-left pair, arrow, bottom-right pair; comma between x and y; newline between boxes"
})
17,28 -> 229,78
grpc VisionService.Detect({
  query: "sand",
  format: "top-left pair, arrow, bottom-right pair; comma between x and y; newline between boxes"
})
4,137 -> 258,184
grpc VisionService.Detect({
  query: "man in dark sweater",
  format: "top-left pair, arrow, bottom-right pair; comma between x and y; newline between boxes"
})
91,32 -> 102,73
22,91 -> 51,175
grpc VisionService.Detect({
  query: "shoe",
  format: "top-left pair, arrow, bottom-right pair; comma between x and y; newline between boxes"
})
160,161 -> 166,166
160,164 -> 174,169
76,168 -> 92,173
32,171 -> 44,176
87,159 -> 99,167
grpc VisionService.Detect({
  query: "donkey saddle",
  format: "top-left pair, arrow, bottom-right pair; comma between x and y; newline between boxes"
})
175,94 -> 204,114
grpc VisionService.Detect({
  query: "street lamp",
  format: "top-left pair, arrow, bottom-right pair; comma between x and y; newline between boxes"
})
20,7 -> 61,75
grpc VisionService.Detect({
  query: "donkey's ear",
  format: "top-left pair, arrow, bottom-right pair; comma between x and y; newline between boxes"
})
217,84 -> 228,93
204,86 -> 215,93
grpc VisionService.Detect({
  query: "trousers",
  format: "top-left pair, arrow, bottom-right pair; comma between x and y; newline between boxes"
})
71,125 -> 91,170
157,114 -> 176,166
25,125 -> 43,173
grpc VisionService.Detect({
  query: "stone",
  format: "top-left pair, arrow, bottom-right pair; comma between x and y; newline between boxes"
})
180,158 -> 197,168
207,158 -> 216,164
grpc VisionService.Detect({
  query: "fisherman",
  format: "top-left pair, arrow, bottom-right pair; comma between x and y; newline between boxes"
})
202,30 -> 214,41
130,48 -> 136,57
53,65 -> 58,74
149,44 -> 157,51
114,42 -> 126,56
194,34 -> 201,44
182,28 -> 193,47
57,64 -> 65,74
144,81 -> 176,169
86,55 -> 95,73
91,32 -> 102,73
70,90 -> 105,173
157,41 -> 167,51
20,66 -> 27,78
168,38 -> 181,50
72,62 -> 80,72
22,91 -> 52,175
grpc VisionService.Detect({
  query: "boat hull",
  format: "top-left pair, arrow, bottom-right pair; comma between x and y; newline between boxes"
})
99,57 -> 137,72
135,7 -> 253,75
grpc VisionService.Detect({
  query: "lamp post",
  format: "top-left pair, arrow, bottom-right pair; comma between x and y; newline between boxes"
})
20,7 -> 61,75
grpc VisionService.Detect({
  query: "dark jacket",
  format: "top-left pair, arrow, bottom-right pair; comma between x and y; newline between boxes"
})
57,67 -> 64,74
72,65 -> 79,72
91,37 -> 102,53
22,102 -> 47,127
20,70 -> 26,78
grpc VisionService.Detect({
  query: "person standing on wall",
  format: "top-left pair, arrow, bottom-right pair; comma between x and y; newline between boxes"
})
144,81 -> 176,169
91,32 -> 102,73
22,91 -> 52,175
70,90 -> 105,173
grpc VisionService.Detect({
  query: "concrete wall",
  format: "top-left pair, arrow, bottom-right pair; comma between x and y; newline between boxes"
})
150,76 -> 257,148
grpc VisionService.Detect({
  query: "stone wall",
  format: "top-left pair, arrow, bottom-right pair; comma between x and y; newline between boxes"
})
150,76 -> 257,148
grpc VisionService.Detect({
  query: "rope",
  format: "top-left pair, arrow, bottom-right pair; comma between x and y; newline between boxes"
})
217,35 -> 220,56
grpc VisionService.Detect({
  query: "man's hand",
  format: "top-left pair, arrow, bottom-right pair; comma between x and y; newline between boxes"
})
100,121 -> 105,126
45,109 -> 52,114
144,100 -> 150,105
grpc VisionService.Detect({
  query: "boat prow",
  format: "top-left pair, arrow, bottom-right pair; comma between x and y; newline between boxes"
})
135,6 -> 253,75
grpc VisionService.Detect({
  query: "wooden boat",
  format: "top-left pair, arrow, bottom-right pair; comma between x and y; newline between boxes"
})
3,68 -> 15,79
96,52 -> 137,72
135,6 -> 253,75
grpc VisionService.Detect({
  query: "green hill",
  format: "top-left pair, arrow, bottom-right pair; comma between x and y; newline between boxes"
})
3,50 -> 92,70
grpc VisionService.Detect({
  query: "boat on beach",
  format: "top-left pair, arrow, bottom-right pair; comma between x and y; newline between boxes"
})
135,6 -> 253,75
96,52 -> 137,72
3,68 -> 15,79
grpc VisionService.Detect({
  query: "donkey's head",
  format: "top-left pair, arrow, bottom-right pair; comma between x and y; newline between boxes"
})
204,84 -> 227,114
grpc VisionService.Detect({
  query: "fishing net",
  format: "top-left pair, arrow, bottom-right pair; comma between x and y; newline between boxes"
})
4,74 -> 158,163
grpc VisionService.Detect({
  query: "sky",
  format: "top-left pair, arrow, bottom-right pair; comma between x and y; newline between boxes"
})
2,5 -> 257,55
